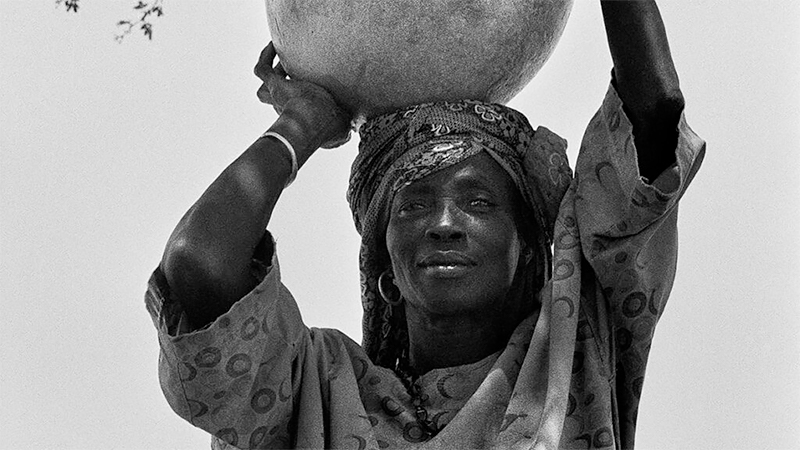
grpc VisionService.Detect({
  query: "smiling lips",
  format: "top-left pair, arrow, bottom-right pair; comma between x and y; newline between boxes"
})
418,251 -> 477,277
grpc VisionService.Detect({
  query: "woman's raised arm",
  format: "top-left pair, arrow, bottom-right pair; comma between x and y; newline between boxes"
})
161,43 -> 351,329
600,0 -> 684,181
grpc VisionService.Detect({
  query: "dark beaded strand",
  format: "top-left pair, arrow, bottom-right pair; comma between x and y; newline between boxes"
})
394,359 -> 441,439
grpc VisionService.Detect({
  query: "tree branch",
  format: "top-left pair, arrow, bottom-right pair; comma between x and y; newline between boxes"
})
115,0 -> 165,42
56,0 -> 165,42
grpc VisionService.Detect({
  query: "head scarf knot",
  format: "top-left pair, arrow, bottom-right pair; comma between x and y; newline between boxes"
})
347,99 -> 572,368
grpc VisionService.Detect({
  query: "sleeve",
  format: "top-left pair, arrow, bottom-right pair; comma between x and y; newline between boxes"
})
573,83 -> 705,444
144,232 -> 309,448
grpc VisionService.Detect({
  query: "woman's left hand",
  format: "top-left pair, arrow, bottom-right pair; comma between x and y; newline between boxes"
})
255,42 -> 352,149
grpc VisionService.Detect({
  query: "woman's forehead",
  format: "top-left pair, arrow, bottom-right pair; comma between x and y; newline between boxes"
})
395,152 -> 515,195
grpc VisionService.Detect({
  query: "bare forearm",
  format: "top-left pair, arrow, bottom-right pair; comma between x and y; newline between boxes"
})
601,0 -> 684,180
602,0 -> 681,111
161,113 -> 321,328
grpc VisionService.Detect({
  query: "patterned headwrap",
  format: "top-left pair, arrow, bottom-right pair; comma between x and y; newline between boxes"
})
347,100 -> 572,368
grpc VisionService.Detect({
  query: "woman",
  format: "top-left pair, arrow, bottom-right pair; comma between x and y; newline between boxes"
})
146,1 -> 704,448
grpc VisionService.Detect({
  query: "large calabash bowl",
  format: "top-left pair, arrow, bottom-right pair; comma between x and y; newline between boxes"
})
266,0 -> 573,121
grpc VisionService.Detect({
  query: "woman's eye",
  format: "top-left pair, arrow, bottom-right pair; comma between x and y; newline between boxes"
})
398,201 -> 426,213
469,198 -> 493,208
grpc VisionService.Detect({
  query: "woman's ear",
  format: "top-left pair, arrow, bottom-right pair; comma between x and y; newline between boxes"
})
525,251 -> 534,265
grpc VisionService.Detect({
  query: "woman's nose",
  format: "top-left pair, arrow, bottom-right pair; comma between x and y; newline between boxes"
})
425,202 -> 465,242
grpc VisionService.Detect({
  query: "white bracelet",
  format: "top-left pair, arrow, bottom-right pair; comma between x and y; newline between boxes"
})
260,131 -> 298,187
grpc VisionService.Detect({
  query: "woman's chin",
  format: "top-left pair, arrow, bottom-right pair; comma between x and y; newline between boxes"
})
409,281 -> 498,314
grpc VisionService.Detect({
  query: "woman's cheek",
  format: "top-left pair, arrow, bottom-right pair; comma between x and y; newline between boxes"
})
386,226 -> 416,289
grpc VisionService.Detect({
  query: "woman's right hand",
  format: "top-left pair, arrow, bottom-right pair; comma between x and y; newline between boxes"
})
255,42 -> 352,150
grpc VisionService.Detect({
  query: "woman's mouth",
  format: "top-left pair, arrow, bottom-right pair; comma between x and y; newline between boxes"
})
418,252 -> 477,278
421,264 -> 472,278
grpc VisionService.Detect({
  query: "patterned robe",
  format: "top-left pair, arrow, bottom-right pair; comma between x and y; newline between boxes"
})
146,83 -> 705,449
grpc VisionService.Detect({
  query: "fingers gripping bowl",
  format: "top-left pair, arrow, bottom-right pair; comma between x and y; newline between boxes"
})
265,0 -> 573,122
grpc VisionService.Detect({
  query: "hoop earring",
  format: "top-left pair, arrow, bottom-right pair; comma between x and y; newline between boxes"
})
377,270 -> 404,306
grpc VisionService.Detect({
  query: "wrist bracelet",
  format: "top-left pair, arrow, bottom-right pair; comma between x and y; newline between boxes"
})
260,131 -> 298,188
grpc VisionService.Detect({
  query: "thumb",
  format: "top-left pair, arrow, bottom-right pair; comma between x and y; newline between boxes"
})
256,83 -> 273,104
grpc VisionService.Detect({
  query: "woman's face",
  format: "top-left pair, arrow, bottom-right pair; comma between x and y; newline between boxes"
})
386,153 -> 525,317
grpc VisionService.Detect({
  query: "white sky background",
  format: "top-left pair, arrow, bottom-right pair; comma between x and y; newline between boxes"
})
1,0 -> 798,448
